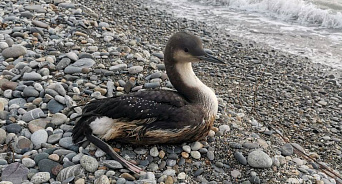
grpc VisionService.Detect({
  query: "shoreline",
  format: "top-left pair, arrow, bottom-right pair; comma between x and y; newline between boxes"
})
0,0 -> 341,183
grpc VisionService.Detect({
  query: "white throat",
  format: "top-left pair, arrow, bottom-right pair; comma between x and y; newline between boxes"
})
174,62 -> 218,117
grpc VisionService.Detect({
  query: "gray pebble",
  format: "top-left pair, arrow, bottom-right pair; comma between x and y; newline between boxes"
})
31,129 -> 48,149
281,143 -> 294,156
1,45 -> 27,59
22,72 -> 42,81
31,172 -> 50,183
247,150 -> 272,168
80,155 -> 98,172
128,66 -> 143,74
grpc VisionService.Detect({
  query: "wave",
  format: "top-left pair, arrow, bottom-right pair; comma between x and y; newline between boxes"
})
189,0 -> 342,28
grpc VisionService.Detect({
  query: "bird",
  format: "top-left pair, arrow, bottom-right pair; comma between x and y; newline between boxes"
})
72,32 -> 225,173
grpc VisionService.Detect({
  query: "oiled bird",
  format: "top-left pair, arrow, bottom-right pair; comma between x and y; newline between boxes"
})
72,32 -> 224,173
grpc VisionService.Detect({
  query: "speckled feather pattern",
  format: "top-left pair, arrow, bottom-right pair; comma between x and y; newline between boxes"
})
72,90 -> 213,145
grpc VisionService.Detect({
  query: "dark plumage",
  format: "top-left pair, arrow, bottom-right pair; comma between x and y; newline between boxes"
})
72,32 -> 224,173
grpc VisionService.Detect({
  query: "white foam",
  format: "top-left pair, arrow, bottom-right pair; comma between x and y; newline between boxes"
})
190,0 -> 342,28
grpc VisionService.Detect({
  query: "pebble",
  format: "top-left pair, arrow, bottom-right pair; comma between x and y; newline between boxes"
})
281,143 -> 294,156
234,152 -> 247,165
231,169 -> 241,178
6,123 -> 22,134
94,175 -> 110,184
22,72 -> 42,81
102,160 -> 123,169
247,150 -> 272,168
1,46 -> 27,59
64,58 -> 95,74
31,172 -> 50,183
150,146 -> 159,157
190,151 -> 201,159
1,163 -> 29,184
57,164 -> 84,182
128,66 -> 143,74
120,173 -> 135,181
0,129 -> 6,144
31,129 -> 48,149
51,113 -> 68,125
191,141 -> 203,151
22,158 -> 36,168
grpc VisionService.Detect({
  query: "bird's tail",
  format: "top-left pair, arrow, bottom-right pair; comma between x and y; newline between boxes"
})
72,115 -> 96,145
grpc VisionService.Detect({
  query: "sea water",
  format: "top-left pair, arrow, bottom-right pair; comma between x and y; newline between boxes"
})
148,0 -> 342,69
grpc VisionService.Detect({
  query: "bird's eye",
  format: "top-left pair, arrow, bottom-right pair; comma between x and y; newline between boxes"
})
184,48 -> 189,52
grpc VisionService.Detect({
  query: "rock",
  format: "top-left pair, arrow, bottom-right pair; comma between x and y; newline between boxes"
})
190,151 -> 201,159
219,125 -> 230,134
22,72 -> 42,81
47,99 -> 64,113
32,20 -> 49,29
150,146 -> 159,157
38,159 -> 62,176
0,129 -> 6,144
191,141 -> 203,151
281,143 -> 294,156
248,150 -> 272,168
1,46 -> 27,59
59,137 -> 74,149
31,172 -> 50,183
22,108 -> 45,123
64,58 -> 95,74
22,158 -> 36,168
66,52 -> 78,61
234,152 -> 247,165
47,133 -> 63,144
1,163 -> 29,184
231,169 -> 241,178
31,129 -> 48,149
80,155 -> 98,172
16,136 -> 33,150
109,64 -> 127,71
1,81 -> 18,90
28,118 -> 49,132
57,58 -> 71,70
94,175 -> 110,184
120,173 -> 135,181
34,153 -> 49,164
6,124 -> 21,134
207,151 -> 215,161
102,160 -> 123,169
128,66 -> 143,74
57,164 -> 84,182
51,113 -> 67,125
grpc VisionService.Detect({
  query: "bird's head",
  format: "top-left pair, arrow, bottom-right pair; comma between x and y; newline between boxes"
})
164,32 -> 224,64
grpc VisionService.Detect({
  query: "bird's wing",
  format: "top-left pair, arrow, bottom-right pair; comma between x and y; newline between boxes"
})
72,90 -> 191,143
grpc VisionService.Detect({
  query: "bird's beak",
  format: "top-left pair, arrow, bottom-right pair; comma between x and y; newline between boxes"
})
197,53 -> 225,64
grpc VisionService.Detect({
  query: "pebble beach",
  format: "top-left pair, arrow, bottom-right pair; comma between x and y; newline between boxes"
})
0,0 -> 341,183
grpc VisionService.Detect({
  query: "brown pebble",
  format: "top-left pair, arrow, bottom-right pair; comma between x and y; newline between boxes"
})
120,173 -> 135,181
51,164 -> 63,176
48,154 -> 59,161
165,176 -> 174,184
1,81 -> 18,90
181,152 -> 189,159
159,150 -> 165,159
74,31 -> 88,37
94,87 -> 107,96
81,40 -> 87,44
75,178 -> 85,184
211,127 -> 219,132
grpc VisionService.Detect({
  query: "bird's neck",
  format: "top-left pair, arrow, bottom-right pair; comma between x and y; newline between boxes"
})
166,62 -> 218,117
